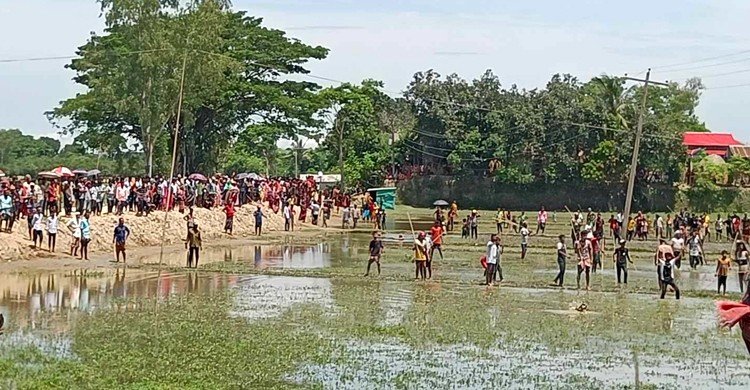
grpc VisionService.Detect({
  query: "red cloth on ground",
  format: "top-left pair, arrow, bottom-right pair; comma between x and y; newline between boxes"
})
716,300 -> 750,354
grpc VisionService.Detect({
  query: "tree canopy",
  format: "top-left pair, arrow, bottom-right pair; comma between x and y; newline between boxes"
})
0,0 -> 716,193
48,0 -> 327,176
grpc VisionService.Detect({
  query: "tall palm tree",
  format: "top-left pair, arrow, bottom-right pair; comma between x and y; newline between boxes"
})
591,75 -> 629,131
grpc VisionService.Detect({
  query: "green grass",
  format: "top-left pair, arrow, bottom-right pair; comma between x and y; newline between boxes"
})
0,294 -> 329,389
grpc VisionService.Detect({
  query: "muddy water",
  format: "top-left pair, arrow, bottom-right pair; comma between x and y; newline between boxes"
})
136,242 -> 333,268
1,235 -> 749,388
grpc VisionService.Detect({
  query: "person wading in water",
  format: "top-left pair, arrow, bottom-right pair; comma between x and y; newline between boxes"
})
365,231 -> 384,276
186,224 -> 202,268
414,232 -> 428,281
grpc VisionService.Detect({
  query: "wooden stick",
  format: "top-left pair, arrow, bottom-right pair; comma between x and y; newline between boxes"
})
407,212 -> 416,241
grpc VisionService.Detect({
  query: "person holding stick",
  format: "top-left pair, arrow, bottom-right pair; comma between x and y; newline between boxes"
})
413,231 -> 428,281
576,234 -> 593,290
659,252 -> 680,300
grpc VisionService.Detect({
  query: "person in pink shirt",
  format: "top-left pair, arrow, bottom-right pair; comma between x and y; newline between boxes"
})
576,234 -> 593,290
115,181 -> 128,215
536,206 -> 548,235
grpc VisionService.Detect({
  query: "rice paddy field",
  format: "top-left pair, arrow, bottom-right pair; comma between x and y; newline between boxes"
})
1,206 -> 749,389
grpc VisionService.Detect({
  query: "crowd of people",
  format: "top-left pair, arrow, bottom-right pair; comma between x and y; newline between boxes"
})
410,201 -> 750,300
0,171 -> 395,266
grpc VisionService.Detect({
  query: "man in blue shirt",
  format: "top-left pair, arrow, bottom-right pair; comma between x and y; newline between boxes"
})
0,188 -> 13,232
113,217 -> 131,263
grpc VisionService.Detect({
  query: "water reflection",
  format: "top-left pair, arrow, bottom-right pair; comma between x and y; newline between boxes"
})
137,243 -> 333,269
0,269 -> 240,336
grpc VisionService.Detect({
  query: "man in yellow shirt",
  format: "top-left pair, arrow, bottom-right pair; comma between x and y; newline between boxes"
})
414,232 -> 428,280
448,200 -> 458,231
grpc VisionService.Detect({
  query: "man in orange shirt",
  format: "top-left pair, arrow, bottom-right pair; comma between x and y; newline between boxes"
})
429,220 -> 445,262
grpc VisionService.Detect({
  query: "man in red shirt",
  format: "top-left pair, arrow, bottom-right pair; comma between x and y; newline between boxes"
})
46,180 -> 58,216
223,202 -> 235,235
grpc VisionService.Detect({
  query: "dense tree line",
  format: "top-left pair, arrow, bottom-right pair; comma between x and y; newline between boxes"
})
0,129 -> 143,176
1,0 -> 711,189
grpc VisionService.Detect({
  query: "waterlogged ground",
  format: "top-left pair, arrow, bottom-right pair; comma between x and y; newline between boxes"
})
1,208 -> 749,389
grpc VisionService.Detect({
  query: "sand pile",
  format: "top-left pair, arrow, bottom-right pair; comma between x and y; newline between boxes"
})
0,203 -> 310,261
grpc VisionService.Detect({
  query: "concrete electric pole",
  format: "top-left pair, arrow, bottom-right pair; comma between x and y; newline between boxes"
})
621,69 -> 669,220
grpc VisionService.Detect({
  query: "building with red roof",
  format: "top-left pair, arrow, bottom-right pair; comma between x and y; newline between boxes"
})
682,132 -> 742,158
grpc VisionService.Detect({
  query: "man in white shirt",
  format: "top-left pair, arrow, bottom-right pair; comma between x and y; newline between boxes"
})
31,209 -> 44,248
520,223 -> 530,260
687,231 -> 703,269
670,232 -> 685,269
47,213 -> 58,252
656,215 -> 664,239
485,234 -> 498,286
283,204 -> 292,231
116,183 -> 128,215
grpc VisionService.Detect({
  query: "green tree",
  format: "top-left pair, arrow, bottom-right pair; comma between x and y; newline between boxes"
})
49,0 -> 327,176
317,80 -> 390,190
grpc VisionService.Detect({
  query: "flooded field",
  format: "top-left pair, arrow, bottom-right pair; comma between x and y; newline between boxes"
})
1,209 -> 749,388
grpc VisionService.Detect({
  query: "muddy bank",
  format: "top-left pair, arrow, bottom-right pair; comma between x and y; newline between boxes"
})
0,204 -> 337,262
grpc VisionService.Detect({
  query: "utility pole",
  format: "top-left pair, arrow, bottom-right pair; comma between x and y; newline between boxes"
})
390,130 -> 396,179
622,69 -> 669,220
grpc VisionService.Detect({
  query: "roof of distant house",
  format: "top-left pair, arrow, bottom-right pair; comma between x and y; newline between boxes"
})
683,132 -> 742,147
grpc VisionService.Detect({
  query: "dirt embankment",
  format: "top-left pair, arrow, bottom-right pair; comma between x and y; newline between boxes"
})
0,204 -> 324,262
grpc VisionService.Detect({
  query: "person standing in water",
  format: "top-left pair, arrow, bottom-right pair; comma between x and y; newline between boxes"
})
113,217 -> 131,263
186,224 -> 202,268
31,208 -> 43,249
429,220 -> 445,262
79,211 -> 91,260
223,201 -> 235,235
716,250 -> 732,295
46,212 -> 58,252
254,206 -> 265,236
552,235 -> 567,287
67,212 -> 81,257
735,241 -> 749,293
613,239 -> 633,284
659,252 -> 680,299
365,231 -> 384,276
414,232 -> 428,280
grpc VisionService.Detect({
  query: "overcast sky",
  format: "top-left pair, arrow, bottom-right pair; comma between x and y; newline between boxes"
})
2,0 -> 750,145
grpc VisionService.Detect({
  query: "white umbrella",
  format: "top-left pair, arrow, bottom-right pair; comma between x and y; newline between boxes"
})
38,171 -> 62,179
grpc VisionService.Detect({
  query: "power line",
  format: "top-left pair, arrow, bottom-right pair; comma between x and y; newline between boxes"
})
651,48 -> 750,71
705,81 -> 750,90
658,56 -> 750,74
0,49 -> 173,64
